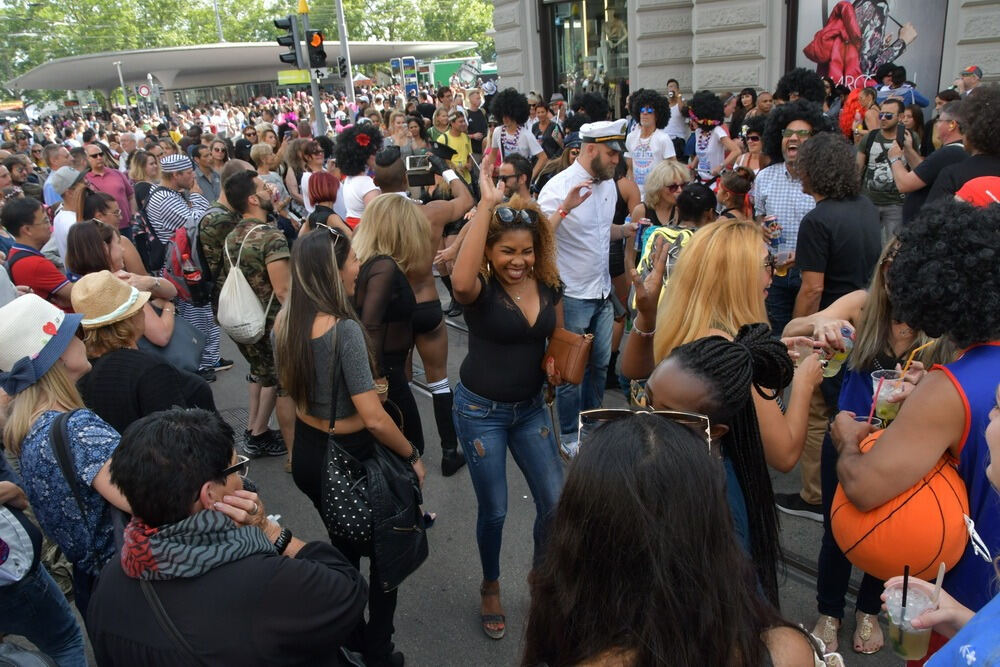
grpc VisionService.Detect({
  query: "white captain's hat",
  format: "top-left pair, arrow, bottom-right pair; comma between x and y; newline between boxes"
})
579,120 -> 628,152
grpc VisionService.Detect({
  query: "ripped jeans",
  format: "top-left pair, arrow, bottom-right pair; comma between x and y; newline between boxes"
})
452,383 -> 565,582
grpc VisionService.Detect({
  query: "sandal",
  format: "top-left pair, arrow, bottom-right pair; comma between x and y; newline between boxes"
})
480,582 -> 506,640
853,611 -> 884,654
812,614 -> 840,654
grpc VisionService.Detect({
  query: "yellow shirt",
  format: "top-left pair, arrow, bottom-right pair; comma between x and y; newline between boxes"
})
437,131 -> 472,173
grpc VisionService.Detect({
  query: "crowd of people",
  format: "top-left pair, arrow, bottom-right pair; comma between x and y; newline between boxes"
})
1,57 -> 999,667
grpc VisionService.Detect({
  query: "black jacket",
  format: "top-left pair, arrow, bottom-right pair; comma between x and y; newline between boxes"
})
87,541 -> 367,666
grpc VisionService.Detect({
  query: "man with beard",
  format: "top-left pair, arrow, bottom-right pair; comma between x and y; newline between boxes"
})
217,169 -> 290,460
538,120 -> 629,457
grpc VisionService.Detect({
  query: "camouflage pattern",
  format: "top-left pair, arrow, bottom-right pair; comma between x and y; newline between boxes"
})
220,217 -> 290,387
197,201 -> 240,289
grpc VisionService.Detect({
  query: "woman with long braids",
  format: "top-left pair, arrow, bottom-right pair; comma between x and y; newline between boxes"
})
784,238 -> 955,654
644,324 -> 794,605
687,91 -> 742,184
523,414 -> 823,666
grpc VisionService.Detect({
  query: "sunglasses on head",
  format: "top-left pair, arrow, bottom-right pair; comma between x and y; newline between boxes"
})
577,408 -> 715,457
878,112 -> 896,120
219,454 -> 249,479
781,128 -> 812,138
493,206 -> 539,225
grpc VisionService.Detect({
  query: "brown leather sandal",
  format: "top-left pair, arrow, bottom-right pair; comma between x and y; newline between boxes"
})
480,582 -> 506,640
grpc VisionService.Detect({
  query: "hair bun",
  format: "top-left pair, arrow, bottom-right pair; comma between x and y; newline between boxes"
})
733,323 -> 794,396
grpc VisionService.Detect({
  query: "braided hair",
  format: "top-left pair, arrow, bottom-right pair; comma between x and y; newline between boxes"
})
667,323 -> 793,606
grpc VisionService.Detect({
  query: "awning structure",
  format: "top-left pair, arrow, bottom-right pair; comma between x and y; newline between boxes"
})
6,41 -> 477,91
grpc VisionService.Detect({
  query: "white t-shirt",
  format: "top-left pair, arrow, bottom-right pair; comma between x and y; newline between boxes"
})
50,209 -> 78,260
301,171 -> 314,214
342,175 -> 379,221
666,103 -> 689,141
694,126 -> 729,179
491,125 -> 544,159
625,128 -> 677,199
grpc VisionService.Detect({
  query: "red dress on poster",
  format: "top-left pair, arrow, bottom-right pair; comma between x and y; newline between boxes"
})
803,1 -> 866,88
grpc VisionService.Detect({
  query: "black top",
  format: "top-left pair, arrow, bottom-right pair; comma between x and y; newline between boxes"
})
354,255 -> 416,375
78,348 -> 216,435
795,196 -> 882,309
416,102 -> 436,123
307,204 -> 343,231
460,274 -> 560,403
466,107 -> 488,154
87,541 -> 367,667
903,142 -> 968,222
926,154 -> 1000,204
533,122 -> 561,159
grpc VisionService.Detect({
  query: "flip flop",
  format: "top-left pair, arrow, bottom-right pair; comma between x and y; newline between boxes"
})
853,611 -> 883,654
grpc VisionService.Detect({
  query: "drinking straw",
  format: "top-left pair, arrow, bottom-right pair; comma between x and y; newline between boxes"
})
901,564 -> 911,622
932,561 -> 946,605
867,376 -> 885,424
898,341 -> 937,380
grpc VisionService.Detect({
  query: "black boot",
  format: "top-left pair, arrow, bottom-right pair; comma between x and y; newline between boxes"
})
433,391 -> 465,476
441,448 -> 466,476
605,350 -> 621,390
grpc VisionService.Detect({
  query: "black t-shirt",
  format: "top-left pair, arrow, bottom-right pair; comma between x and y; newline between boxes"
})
927,154 -> 1000,204
78,348 -> 216,435
354,256 -> 416,374
416,103 -> 436,123
460,274 -> 560,403
903,143 -> 968,223
466,107 -> 488,154
795,196 -> 882,309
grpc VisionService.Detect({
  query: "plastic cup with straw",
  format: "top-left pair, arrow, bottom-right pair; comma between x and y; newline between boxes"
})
886,564 -> 936,659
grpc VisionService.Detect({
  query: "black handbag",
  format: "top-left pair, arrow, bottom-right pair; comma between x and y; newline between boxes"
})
136,305 -> 207,373
319,323 -> 428,592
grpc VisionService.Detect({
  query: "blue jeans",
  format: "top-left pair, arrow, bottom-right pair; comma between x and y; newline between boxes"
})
765,268 -> 802,338
452,383 -> 565,582
0,566 -> 87,667
555,295 -> 614,441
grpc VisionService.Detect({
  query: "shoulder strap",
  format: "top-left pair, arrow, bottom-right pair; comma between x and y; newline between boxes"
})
327,322 -> 342,432
234,223 -> 269,269
864,128 -> 878,157
139,580 -> 206,665
47,410 -> 89,522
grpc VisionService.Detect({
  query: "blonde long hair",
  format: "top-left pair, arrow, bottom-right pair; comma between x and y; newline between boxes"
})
352,194 -> 430,275
2,364 -> 85,456
653,219 -> 769,362
849,238 -> 956,371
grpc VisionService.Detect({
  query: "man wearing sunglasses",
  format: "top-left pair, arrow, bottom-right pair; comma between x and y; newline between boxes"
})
856,98 -> 914,243
84,144 -> 138,240
537,120 -> 628,455
87,408 -> 367,666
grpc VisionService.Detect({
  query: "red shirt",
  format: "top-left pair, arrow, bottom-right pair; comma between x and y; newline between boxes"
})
6,244 -> 74,312
85,168 -> 134,228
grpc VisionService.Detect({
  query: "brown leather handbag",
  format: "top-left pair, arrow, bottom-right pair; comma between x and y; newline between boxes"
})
542,328 -> 594,385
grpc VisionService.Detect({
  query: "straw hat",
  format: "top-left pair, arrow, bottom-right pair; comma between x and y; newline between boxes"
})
71,270 -> 150,330
0,294 -> 84,394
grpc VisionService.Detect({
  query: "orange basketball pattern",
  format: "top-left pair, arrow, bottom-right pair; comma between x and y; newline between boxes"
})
831,430 -> 970,581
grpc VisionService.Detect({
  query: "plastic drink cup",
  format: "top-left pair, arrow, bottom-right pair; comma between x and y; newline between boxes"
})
793,340 -> 815,367
853,415 -> 883,429
885,579 -> 936,660
774,250 -> 793,278
871,370 -> 903,425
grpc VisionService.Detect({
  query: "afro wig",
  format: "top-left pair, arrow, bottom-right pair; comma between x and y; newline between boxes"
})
688,90 -> 725,125
571,92 -> 611,122
334,123 -> 384,176
959,83 -> 1000,157
563,113 -> 590,133
628,89 -> 671,129
774,67 -> 827,105
888,199 -> 1000,348
762,99 -> 828,163
490,88 -> 530,126
741,113 -> 768,139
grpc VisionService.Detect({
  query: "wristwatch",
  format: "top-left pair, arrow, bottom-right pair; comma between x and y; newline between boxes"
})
273,527 -> 292,554
406,443 -> 421,465
888,156 -> 903,166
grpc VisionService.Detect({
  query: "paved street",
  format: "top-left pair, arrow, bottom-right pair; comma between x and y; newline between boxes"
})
207,286 -> 904,667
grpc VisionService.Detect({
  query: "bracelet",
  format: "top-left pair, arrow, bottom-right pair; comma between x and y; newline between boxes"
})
632,321 -> 656,337
406,443 -> 420,465
442,169 -> 459,183
557,207 -> 569,218
273,527 -> 292,554
374,381 -> 389,394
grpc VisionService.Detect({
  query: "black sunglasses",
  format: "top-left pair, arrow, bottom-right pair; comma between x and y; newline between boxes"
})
220,454 -> 249,478
493,206 -> 539,225
578,408 -> 714,457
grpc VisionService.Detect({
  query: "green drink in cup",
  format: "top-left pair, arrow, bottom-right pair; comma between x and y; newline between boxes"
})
871,369 -> 902,425
885,578 -> 936,660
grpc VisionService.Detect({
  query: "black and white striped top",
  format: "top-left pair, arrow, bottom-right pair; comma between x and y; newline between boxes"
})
145,186 -> 211,244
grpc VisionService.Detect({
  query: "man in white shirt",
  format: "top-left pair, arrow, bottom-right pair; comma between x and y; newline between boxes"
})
118,133 -> 137,172
537,120 -> 628,456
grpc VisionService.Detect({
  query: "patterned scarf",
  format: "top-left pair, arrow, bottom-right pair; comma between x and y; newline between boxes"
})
121,510 -> 275,580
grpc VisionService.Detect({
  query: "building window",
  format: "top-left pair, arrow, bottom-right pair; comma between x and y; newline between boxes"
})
547,0 -> 628,111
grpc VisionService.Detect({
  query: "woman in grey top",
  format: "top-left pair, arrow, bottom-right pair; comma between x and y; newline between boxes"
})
273,227 -> 423,667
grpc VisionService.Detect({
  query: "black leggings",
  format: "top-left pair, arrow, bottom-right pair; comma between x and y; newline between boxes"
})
385,357 -> 425,454
291,419 -> 399,662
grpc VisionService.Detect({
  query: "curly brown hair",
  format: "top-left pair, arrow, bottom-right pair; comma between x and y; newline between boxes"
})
482,194 -> 560,289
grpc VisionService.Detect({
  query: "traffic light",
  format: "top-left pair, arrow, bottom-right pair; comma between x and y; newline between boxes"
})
306,30 -> 327,69
275,15 -> 302,68
337,56 -> 348,79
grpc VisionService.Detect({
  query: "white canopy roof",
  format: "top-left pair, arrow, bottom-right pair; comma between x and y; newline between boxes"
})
6,41 -> 476,91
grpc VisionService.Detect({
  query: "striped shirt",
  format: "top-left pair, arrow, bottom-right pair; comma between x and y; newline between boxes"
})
145,187 -> 211,244
751,162 -> 815,255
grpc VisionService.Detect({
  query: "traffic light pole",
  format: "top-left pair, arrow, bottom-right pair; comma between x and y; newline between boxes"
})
298,0 -> 328,136
334,0 -> 355,105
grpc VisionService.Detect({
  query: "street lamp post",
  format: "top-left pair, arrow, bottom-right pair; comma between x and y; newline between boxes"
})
211,0 -> 225,42
334,0 -> 355,104
112,60 -> 132,119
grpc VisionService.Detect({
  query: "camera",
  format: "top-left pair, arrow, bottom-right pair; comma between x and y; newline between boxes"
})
406,155 -> 435,187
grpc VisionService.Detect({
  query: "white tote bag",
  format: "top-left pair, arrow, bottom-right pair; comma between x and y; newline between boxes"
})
217,224 -> 273,344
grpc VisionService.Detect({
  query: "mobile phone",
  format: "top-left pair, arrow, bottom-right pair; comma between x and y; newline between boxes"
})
896,125 -> 906,149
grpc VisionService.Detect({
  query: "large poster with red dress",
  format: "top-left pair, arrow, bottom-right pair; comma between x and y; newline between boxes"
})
794,0 -> 948,92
